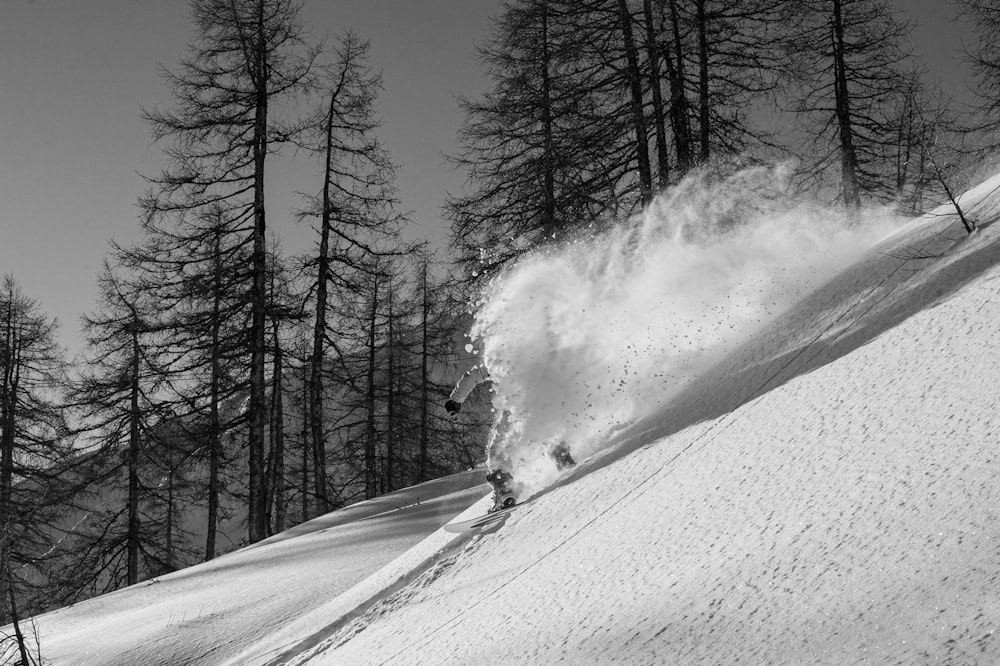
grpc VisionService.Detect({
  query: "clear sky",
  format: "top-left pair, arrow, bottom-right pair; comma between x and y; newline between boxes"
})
0,0 -> 977,360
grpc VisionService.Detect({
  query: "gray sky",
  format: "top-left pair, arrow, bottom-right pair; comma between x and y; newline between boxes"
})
0,0 -> 499,358
0,0 -> 976,360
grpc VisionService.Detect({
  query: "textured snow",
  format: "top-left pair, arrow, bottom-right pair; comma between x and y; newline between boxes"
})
28,472 -> 486,665
300,175 -> 1000,665
10,173 -> 1000,665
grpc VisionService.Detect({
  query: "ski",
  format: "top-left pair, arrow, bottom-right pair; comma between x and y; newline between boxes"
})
443,503 -> 520,534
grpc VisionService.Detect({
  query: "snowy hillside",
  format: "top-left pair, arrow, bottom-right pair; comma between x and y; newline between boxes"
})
294,177 -> 1000,665
12,171 -> 1000,665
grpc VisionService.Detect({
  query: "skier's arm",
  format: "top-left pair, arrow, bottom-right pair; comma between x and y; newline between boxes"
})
446,364 -> 489,413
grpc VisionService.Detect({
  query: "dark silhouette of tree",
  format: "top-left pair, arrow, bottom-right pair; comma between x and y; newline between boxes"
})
141,0 -> 318,543
642,0 -> 672,186
409,254 -> 487,482
264,242 -> 302,535
68,262 -> 190,590
890,71 -> 959,216
117,204 -> 254,560
785,0 -> 914,207
618,0 -> 655,205
448,0 -> 629,276
297,31 -> 403,515
0,276 -> 71,623
661,0 -> 695,173
449,0 -> 791,282
957,0 -> 1000,144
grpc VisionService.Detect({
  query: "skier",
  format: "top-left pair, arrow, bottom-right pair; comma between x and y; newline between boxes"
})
446,361 -> 574,511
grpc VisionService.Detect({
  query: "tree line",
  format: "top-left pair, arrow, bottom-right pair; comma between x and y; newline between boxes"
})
4,0 -> 1000,647
449,0 -> 1000,274
0,0 -> 492,643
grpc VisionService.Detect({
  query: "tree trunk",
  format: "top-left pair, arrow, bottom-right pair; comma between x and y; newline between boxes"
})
205,235 -> 224,561
165,466 -> 176,572
385,286 -> 395,494
695,0 -> 711,162
269,319 -> 286,534
365,277 -> 379,500
308,85 -> 340,516
418,260 -> 430,482
831,0 -> 861,208
300,360 -> 310,521
247,0 -> 271,544
643,0 -> 670,186
0,303 -> 16,628
540,0 -> 557,231
618,0 -> 654,205
0,299 -> 16,534
664,0 -> 693,174
4,564 -> 30,666
127,319 -> 141,585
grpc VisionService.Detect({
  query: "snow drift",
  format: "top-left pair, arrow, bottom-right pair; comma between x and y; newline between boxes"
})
472,165 -> 901,496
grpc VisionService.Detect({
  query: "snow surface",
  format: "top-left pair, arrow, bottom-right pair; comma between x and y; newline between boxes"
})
26,472 -> 486,665
10,170 -> 1000,665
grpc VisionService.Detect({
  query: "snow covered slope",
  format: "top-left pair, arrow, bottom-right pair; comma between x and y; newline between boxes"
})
295,177 -> 1000,664
13,174 -> 1000,665
27,471 -> 487,665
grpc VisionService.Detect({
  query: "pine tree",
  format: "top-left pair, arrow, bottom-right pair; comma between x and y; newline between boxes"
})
264,242 -> 302,534
785,0 -> 914,206
0,276 -> 71,620
141,0 -> 318,542
298,31 -> 403,515
411,254 -> 487,482
68,262 -> 189,590
448,0 -> 629,275
956,0 -> 1000,141
118,205 -> 254,559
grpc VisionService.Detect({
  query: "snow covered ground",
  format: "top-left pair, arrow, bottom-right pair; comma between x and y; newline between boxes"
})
25,472 -> 487,665
12,171 -> 1000,664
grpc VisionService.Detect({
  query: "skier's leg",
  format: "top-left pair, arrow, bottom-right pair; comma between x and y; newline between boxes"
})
485,411 -> 517,511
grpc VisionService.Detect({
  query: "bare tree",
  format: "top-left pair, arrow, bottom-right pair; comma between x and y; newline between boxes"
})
298,31 -> 403,515
264,242 -> 302,534
410,253 -> 486,483
117,204 -> 255,560
69,263 -> 183,588
448,0 -> 629,276
785,0 -> 914,207
141,0 -> 318,542
956,0 -> 1000,142
617,0 -> 654,204
0,276 -> 70,622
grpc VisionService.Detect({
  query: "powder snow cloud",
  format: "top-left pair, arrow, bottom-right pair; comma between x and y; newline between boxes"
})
470,164 -> 902,494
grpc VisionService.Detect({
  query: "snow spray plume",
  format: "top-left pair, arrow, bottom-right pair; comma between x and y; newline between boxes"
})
471,164 -> 901,495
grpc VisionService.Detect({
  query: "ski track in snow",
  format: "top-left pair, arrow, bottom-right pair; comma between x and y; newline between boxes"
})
298,178 -> 1000,664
